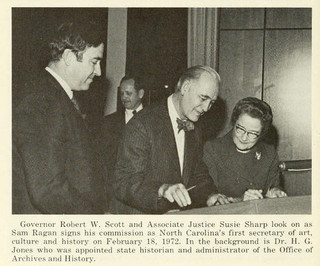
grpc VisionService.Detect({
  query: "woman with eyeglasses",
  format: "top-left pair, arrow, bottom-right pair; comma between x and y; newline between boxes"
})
203,97 -> 287,206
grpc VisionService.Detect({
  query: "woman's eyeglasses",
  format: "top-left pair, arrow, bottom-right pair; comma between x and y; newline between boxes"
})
235,125 -> 260,140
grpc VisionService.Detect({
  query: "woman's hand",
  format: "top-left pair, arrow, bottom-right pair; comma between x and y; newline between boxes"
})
207,193 -> 237,206
243,189 -> 263,201
265,187 -> 287,198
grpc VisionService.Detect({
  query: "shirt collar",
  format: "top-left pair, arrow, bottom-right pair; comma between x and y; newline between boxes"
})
45,66 -> 73,99
125,103 -> 143,115
167,94 -> 181,131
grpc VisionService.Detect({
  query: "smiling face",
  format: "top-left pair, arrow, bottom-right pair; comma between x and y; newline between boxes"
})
232,113 -> 263,151
120,79 -> 144,110
179,72 -> 219,122
66,43 -> 104,91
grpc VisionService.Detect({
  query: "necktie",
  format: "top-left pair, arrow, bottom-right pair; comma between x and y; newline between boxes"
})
71,96 -> 86,119
71,96 -> 81,112
132,110 -> 137,116
176,118 -> 194,133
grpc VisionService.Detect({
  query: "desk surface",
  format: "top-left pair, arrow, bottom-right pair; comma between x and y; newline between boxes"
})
173,195 -> 311,215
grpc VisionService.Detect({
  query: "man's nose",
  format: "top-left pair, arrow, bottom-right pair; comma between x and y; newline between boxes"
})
94,63 -> 101,77
202,101 -> 211,113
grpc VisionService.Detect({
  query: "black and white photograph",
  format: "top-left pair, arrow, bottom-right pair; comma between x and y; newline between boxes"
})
2,2 -> 319,266
12,7 -> 312,215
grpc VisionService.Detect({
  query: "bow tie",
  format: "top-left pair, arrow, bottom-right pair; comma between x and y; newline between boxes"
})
176,118 -> 194,132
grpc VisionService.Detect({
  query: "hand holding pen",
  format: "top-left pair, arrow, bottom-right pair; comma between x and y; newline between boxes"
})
243,189 -> 263,201
158,183 -> 192,208
206,193 -> 238,206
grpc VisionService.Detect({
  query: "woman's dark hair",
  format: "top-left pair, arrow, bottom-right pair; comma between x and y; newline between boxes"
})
231,97 -> 273,135
49,21 -> 104,62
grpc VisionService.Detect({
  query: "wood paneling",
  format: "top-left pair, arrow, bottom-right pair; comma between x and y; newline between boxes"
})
263,30 -> 311,160
220,8 -> 265,29
218,30 -> 264,135
266,8 -> 311,29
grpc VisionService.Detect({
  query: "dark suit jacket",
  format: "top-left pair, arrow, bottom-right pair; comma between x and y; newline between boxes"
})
111,99 -> 216,214
203,131 -> 281,198
13,70 -> 106,214
100,110 -> 125,204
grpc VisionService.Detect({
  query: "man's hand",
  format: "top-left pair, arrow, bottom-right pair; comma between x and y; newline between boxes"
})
243,189 -> 263,201
207,193 -> 237,206
158,183 -> 191,208
265,187 -> 287,198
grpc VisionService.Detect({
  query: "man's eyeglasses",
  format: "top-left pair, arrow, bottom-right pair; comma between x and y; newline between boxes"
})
235,125 -> 260,140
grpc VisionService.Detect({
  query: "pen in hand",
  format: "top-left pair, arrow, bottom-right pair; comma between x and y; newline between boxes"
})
187,185 -> 196,192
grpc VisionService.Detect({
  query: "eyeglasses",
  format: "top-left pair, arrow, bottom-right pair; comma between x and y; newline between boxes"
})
235,125 -> 260,140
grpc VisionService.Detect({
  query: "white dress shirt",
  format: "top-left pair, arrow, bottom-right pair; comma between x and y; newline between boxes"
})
125,104 -> 143,124
45,66 -> 73,99
167,94 -> 185,175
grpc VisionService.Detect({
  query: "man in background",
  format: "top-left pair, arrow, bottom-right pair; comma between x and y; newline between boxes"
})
111,65 -> 220,214
101,74 -> 145,207
13,22 -> 106,214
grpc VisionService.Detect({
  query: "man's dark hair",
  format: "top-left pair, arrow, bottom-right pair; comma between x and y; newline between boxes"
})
231,97 -> 273,135
49,21 -> 104,62
120,74 -> 144,92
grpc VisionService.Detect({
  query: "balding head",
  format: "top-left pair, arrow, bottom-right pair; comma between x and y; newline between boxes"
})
173,65 -> 220,122
175,65 -> 220,93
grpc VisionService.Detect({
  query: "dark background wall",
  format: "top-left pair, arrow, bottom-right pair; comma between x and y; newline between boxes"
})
126,8 -> 188,103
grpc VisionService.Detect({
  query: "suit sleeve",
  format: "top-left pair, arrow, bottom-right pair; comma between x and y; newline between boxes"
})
203,140 -> 220,191
265,146 -> 281,192
113,119 -> 164,213
185,143 -> 218,209
13,95 -> 100,214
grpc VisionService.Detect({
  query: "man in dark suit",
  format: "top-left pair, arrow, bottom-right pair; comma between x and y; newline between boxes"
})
13,22 -> 106,214
112,65 -> 221,214
101,75 -> 144,207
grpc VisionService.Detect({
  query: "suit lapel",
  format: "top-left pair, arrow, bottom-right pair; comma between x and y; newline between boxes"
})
46,71 -> 88,125
182,130 -> 196,185
121,112 -> 126,125
157,101 -> 181,178
116,109 -> 125,126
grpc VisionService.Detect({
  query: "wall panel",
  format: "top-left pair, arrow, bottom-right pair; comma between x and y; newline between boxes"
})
266,8 -> 311,28
263,30 -> 311,160
220,8 -> 264,29
218,30 -> 264,135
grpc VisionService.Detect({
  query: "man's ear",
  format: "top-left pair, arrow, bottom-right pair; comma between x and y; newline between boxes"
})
138,89 -> 145,99
180,80 -> 191,96
61,49 -> 75,66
